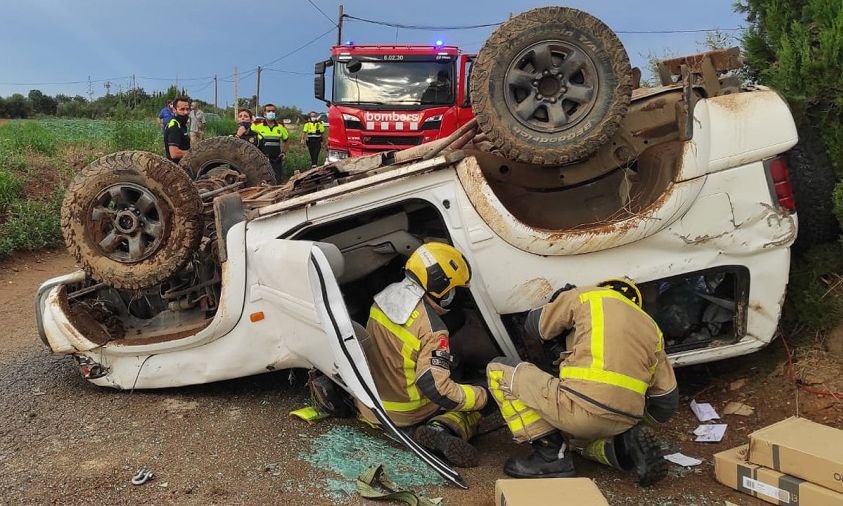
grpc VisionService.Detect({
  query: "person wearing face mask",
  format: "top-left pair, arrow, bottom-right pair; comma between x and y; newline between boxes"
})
355,242 -> 489,468
301,111 -> 326,168
251,103 -> 289,181
165,97 -> 191,162
235,109 -> 259,146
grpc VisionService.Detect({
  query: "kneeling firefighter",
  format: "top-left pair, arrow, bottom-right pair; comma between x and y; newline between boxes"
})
487,278 -> 678,485
356,242 -> 489,467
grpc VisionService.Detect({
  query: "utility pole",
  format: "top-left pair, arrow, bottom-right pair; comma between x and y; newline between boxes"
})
104,81 -> 112,96
233,66 -> 238,121
131,74 -> 136,108
213,74 -> 218,110
255,66 -> 262,115
337,4 -> 344,45
87,76 -> 94,102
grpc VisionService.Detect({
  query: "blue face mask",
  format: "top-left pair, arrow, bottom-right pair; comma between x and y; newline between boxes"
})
265,112 -> 277,121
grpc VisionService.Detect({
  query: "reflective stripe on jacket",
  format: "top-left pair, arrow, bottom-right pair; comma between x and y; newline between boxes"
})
303,120 -> 325,137
527,286 -> 677,421
362,298 -> 488,426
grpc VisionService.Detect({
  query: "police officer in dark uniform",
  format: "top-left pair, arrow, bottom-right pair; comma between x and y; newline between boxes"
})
165,96 -> 191,163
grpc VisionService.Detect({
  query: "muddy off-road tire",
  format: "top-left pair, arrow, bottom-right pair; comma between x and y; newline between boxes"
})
471,7 -> 633,165
180,136 -> 276,186
786,128 -> 840,249
61,151 -> 203,290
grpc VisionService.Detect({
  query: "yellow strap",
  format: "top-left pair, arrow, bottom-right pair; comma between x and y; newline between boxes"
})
586,295 -> 606,370
369,307 -> 424,408
560,366 -> 649,395
460,384 -> 476,410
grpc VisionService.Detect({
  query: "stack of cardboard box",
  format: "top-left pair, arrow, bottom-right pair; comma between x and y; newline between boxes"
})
715,417 -> 843,505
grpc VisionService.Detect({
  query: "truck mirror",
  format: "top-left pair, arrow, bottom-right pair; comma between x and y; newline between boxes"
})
314,61 -> 326,74
346,59 -> 362,74
314,75 -> 326,102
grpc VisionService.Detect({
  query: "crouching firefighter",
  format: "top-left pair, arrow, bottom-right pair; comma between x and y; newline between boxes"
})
486,278 -> 679,486
355,242 -> 489,467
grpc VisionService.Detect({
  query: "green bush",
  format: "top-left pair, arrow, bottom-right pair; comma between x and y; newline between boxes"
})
110,118 -> 160,152
0,121 -> 57,155
0,169 -> 22,211
785,242 -> 843,331
0,192 -> 63,258
206,118 -> 237,138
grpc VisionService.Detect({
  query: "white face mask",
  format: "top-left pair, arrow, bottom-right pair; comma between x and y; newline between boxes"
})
310,116 -> 318,121
439,289 -> 456,308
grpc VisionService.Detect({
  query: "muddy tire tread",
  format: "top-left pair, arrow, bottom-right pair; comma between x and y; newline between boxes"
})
61,151 -> 203,290
470,7 -> 632,165
179,136 -> 276,186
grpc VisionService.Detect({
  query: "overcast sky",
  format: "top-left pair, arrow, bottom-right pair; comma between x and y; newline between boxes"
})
1,0 -> 746,112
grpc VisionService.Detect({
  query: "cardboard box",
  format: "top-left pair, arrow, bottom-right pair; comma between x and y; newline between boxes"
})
749,417 -> 843,494
495,478 -> 609,506
715,445 -> 843,505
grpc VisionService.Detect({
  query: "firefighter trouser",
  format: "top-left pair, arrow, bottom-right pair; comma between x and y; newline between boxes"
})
486,361 -> 632,444
355,400 -> 481,441
306,137 -> 322,166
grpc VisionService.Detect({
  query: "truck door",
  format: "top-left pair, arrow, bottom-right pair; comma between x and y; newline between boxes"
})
256,239 -> 467,488
456,54 -> 475,126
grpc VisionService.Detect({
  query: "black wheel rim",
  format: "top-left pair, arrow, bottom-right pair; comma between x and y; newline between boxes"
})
197,159 -> 242,179
503,40 -> 599,133
90,183 -> 167,263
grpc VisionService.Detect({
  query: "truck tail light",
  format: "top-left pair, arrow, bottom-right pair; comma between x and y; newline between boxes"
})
766,156 -> 796,213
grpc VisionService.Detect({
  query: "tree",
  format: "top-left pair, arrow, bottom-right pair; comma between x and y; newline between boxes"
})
28,89 -> 58,116
5,94 -> 32,118
737,0 -> 843,162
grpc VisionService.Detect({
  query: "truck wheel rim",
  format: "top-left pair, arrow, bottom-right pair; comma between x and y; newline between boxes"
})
504,40 -> 599,133
90,183 -> 167,263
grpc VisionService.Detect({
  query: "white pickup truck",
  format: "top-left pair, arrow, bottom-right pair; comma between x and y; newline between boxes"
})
36,8 -> 799,488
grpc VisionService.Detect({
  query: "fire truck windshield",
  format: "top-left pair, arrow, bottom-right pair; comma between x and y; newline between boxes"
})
333,60 -> 455,106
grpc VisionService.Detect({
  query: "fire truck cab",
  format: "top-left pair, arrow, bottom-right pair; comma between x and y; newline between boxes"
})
314,44 -> 475,161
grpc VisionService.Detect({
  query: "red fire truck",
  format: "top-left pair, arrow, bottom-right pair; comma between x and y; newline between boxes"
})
314,43 -> 475,161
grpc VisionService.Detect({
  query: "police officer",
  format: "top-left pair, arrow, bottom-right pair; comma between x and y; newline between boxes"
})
164,96 -> 191,162
356,242 -> 489,467
301,111 -> 326,168
251,103 -> 289,180
487,278 -> 678,486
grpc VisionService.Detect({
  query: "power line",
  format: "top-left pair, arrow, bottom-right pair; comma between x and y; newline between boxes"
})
261,26 -> 336,68
263,68 -> 312,75
307,0 -> 337,26
344,14 -> 501,30
137,75 -> 213,81
0,75 -> 131,86
343,14 -> 745,34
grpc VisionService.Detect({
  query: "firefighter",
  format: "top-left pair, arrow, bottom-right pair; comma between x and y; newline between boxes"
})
301,111 -> 326,168
251,103 -> 289,181
356,242 -> 489,467
487,278 -> 678,485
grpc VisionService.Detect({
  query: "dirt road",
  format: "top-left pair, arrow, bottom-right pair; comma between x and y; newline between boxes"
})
2,250 -> 840,505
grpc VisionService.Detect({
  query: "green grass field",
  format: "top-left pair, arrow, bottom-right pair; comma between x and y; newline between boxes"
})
0,118 -> 325,259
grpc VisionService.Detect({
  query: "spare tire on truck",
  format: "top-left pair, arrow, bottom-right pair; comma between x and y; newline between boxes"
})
179,136 -> 277,186
471,7 -> 633,166
61,151 -> 203,290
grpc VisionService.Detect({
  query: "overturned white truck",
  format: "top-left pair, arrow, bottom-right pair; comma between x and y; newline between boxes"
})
37,7 -> 799,488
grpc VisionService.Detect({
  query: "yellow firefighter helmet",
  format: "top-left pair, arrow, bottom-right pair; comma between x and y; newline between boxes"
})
405,242 -> 471,299
597,277 -> 643,308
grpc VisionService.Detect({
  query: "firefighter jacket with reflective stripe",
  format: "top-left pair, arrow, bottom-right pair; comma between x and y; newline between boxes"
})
251,122 -> 289,158
302,120 -> 325,137
526,286 -> 677,422
363,297 -> 488,427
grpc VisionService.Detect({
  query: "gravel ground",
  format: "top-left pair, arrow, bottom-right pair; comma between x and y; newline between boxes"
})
2,250 -> 841,505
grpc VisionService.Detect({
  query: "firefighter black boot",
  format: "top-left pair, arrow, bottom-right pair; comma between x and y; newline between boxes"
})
618,424 -> 667,486
414,422 -> 479,468
503,432 -> 576,478
582,425 -> 667,486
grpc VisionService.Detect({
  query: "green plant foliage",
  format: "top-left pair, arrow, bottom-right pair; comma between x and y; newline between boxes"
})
205,118 -> 237,138
0,121 -> 57,155
785,242 -> 843,330
0,168 -> 22,211
0,192 -> 63,257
